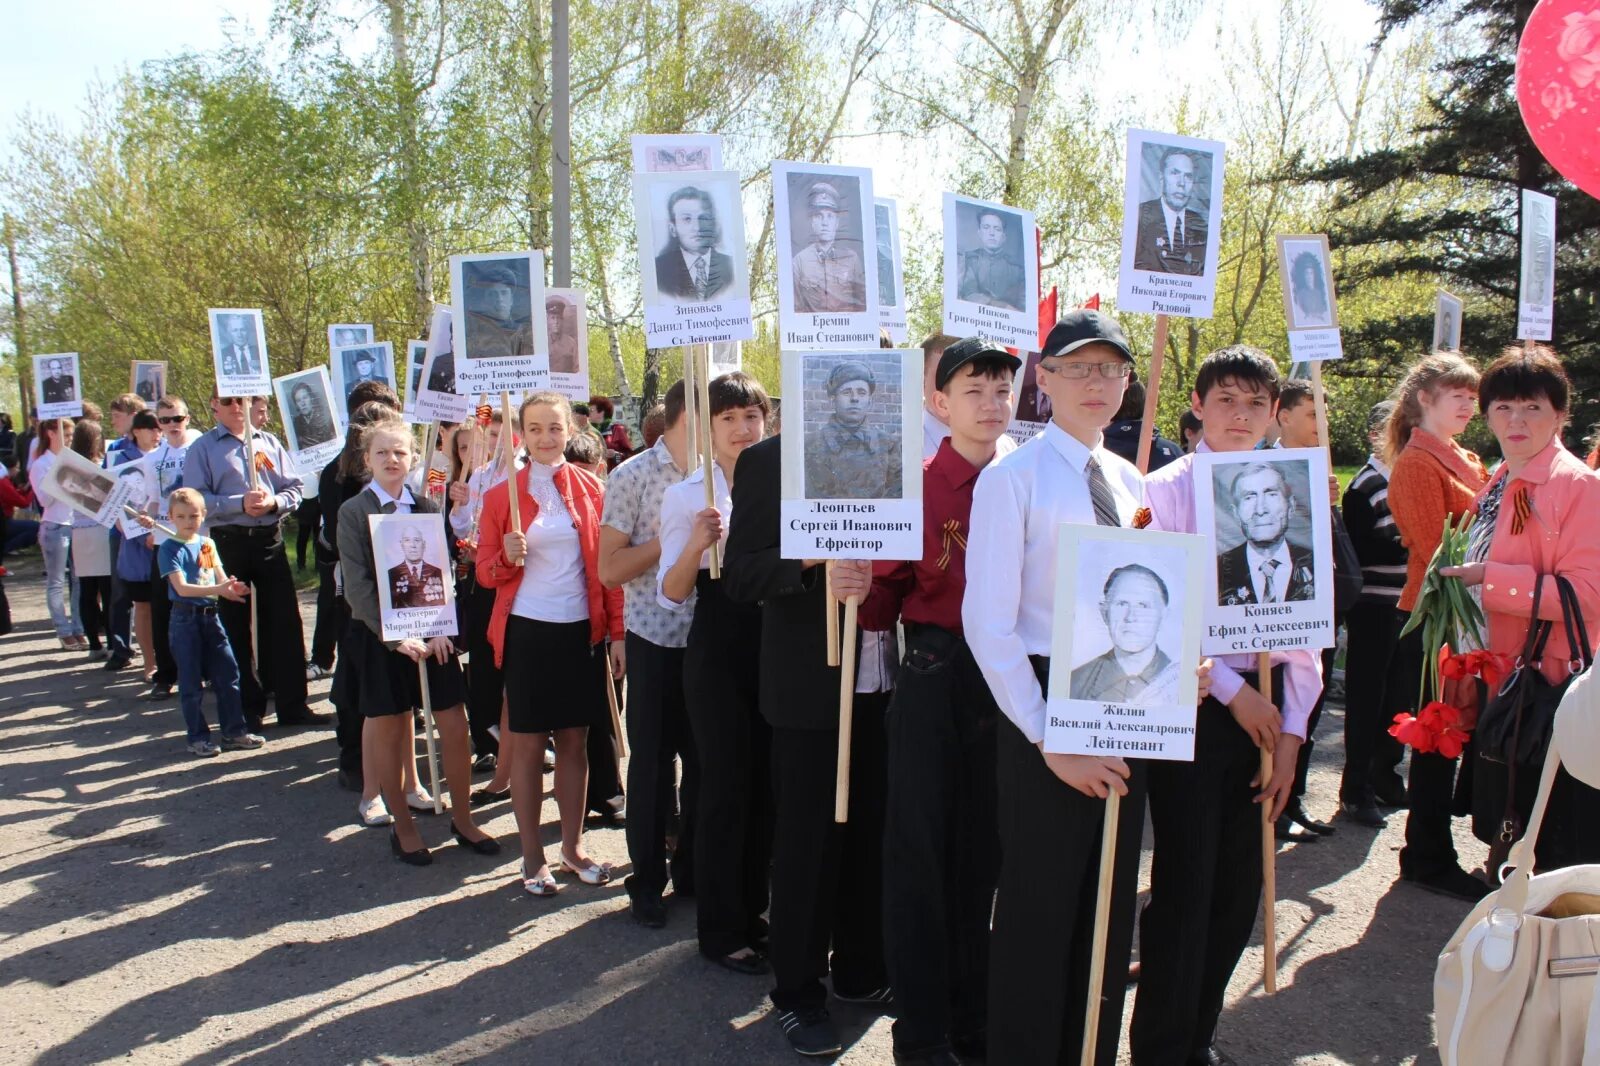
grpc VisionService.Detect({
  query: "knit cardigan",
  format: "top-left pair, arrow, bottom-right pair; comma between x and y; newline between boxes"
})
1387,428 -> 1489,612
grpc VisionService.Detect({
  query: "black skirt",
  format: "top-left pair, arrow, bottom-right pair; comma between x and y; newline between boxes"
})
502,615 -> 608,734
331,620 -> 467,719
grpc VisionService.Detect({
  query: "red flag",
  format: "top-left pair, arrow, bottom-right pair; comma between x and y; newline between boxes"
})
1082,293 -> 1101,310
1037,287 -> 1058,351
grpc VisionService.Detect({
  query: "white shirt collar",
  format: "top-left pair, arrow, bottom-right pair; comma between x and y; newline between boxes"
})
370,481 -> 416,509
1367,453 -> 1391,479
1043,421 -> 1101,474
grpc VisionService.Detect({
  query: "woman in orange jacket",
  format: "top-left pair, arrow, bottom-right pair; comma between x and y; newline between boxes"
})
477,392 -> 625,897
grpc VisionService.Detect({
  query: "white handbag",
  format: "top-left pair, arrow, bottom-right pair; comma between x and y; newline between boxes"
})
1435,665 -> 1600,1065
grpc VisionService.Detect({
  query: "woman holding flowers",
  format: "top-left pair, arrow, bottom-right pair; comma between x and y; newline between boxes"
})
1439,346 -> 1600,872
1384,351 -> 1489,901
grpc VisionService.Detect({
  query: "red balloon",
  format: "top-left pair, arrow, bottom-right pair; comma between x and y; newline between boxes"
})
1517,0 -> 1600,199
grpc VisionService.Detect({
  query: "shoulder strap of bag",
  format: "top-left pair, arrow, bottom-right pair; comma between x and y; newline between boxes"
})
1523,576 -> 1553,666
1555,575 -> 1593,672
1497,737 -> 1565,912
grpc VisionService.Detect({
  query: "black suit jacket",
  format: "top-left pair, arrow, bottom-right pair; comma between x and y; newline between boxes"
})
655,246 -> 734,302
723,435 -> 841,731
1217,541 -> 1315,606
1132,199 -> 1206,275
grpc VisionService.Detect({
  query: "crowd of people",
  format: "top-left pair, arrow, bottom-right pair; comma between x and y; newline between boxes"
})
2,323 -> 1598,1065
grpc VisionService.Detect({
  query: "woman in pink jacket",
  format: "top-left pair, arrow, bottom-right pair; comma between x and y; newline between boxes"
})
1442,345 -> 1600,871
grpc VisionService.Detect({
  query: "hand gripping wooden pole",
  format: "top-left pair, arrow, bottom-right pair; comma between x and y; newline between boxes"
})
1259,650 -> 1278,995
500,393 -> 522,560
1082,312 -> 1168,1066
696,343 -> 721,578
825,560 -> 840,667
834,591 -> 860,824
417,658 -> 443,814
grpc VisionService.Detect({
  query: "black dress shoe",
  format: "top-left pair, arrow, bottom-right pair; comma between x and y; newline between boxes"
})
1275,816 -> 1322,842
775,1007 -> 843,1057
1372,772 -> 1409,808
1402,864 -> 1490,901
336,769 -> 365,793
451,826 -> 502,855
103,652 -> 134,671
390,829 -> 433,866
1340,798 -> 1386,827
1187,1047 -> 1236,1066
471,785 -> 511,808
630,893 -> 668,928
705,948 -> 769,976
277,709 -> 331,727
1286,801 -> 1337,835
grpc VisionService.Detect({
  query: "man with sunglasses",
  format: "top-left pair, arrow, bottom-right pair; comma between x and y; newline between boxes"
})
182,392 -> 327,729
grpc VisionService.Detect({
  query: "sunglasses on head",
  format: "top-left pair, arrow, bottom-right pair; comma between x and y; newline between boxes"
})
157,415 -> 188,425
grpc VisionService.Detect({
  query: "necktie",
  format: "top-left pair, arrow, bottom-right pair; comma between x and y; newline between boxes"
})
694,255 -> 708,298
1260,557 -> 1281,602
1173,213 -> 1183,248
1085,455 -> 1122,528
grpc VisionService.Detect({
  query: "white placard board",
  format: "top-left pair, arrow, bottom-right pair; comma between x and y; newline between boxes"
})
274,366 -> 345,475
330,341 -> 396,413
632,169 -> 754,349
208,308 -> 271,398
402,340 -> 428,421
111,457 -> 157,539
34,353 -> 84,421
40,445 -> 138,529
449,251 -> 549,391
415,305 -> 473,424
1276,234 -> 1343,362
874,197 -> 908,343
328,324 -> 373,360
631,134 -> 723,173
545,287 -> 590,402
369,511 -> 458,641
130,360 -> 167,404
1117,130 -> 1226,319
1433,289 -> 1464,353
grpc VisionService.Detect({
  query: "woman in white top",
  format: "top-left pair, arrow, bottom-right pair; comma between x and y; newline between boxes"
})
29,418 -> 85,648
476,393 -> 625,896
657,372 -> 775,974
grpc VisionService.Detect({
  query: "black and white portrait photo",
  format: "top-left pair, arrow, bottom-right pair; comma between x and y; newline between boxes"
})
1118,130 -> 1227,318
331,342 -> 395,409
274,367 -> 340,456
402,339 -> 428,419
131,361 -> 167,404
1069,563 -> 1185,706
955,202 -> 1026,311
631,171 -> 753,348
43,447 -> 118,522
413,305 -> 472,425
655,184 -> 736,302
1013,351 -> 1053,428
34,353 -> 83,420
1520,189 -> 1556,308
450,252 -> 545,362
1281,239 -> 1336,329
544,288 -> 588,393
1433,289 -> 1463,353
631,134 -> 723,174
800,352 -> 904,501
369,511 -> 457,640
114,459 -> 156,538
327,324 -> 373,360
208,308 -> 270,395
785,172 -> 868,314
1211,459 -> 1316,606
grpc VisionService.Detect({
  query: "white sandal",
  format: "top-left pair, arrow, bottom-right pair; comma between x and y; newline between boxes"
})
558,856 -> 613,885
522,865 -> 561,897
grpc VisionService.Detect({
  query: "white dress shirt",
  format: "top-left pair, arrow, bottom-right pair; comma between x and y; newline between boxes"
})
509,460 -> 589,623
656,462 -> 731,611
963,422 -> 1143,742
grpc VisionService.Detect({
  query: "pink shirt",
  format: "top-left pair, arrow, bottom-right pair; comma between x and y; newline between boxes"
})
1143,441 -> 1323,739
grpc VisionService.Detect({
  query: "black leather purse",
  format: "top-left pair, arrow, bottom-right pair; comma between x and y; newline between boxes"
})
1476,575 -> 1592,768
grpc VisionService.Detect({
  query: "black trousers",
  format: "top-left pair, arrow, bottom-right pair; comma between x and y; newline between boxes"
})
883,626 -> 999,1056
107,534 -> 132,657
79,575 -> 111,647
1131,669 -> 1281,1065
1340,601 -> 1407,802
1389,625 -> 1466,873
990,658 -> 1144,1066
149,550 -> 177,686
309,547 -> 343,671
459,575 -> 502,757
685,576 -> 769,955
586,686 -> 624,810
295,496 -> 320,570
625,632 -> 698,901
210,524 -> 309,722
1290,640 -> 1339,802
331,620 -> 363,774
768,698 -> 889,1012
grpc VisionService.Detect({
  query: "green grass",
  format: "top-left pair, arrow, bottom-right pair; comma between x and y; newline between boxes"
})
1335,464 -> 1360,494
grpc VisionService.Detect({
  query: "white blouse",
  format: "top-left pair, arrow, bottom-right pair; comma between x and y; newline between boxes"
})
655,463 -> 731,612
509,460 -> 589,624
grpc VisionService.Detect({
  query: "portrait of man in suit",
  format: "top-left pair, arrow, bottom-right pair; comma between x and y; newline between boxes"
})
547,296 -> 581,374
133,363 -> 165,403
462,262 -> 535,359
387,523 -> 448,609
654,185 -> 734,303
41,358 -> 77,404
1070,563 -> 1183,706
288,380 -> 336,449
957,206 -> 1025,310
791,180 -> 867,314
1133,146 -> 1209,276
1216,461 -> 1315,606
803,358 -> 902,501
217,314 -> 262,376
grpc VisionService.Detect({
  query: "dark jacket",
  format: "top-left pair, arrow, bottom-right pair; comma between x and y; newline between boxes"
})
1132,199 -> 1206,275
654,246 -> 734,302
1217,541 -> 1316,606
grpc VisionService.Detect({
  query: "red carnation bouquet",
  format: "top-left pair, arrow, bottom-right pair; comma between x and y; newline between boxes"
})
1389,513 -> 1512,758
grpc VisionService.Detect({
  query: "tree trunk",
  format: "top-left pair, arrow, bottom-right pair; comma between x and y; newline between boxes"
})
387,0 -> 434,333
4,215 -> 30,410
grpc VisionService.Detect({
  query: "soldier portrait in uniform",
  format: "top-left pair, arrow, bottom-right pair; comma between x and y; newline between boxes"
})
1212,459 -> 1316,606
786,172 -> 868,314
460,258 -> 536,359
1285,243 -> 1334,329
546,296 -> 581,374
653,185 -> 735,302
425,339 -> 456,394
1132,143 -> 1213,276
386,523 -> 449,608
1069,563 -> 1185,707
802,354 -> 903,500
331,342 -> 395,411
956,203 -> 1026,311
290,382 -> 336,449
40,356 -> 78,404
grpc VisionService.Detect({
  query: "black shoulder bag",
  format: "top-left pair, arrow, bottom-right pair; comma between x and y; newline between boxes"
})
1476,574 -> 1593,768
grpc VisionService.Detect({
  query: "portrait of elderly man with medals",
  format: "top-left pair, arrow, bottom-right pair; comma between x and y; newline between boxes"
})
386,523 -> 449,609
1216,460 -> 1316,606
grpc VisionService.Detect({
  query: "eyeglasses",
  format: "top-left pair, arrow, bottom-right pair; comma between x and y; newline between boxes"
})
1037,360 -> 1133,380
157,415 -> 188,425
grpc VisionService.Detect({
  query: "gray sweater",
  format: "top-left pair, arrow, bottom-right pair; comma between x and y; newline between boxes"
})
336,485 -> 441,647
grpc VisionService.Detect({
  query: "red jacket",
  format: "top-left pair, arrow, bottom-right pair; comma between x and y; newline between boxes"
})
475,462 -> 623,667
0,476 -> 32,519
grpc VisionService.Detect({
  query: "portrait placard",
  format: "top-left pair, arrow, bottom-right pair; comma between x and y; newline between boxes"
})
449,251 -> 549,392
1433,289 -> 1464,353
1044,526 -> 1206,761
112,457 -> 157,539
330,341 -> 396,412
72,525 -> 112,577
709,341 -> 742,377
1008,350 -> 1050,445
39,444 -> 136,529
1517,188 -> 1556,341
874,198 -> 908,343
779,348 -> 922,560
941,193 -> 1039,350
208,308 -> 271,397
1117,129 -> 1226,318
1193,447 -> 1335,655
632,170 -> 754,349
402,340 -> 428,420
327,324 -> 374,361
274,366 -> 344,473
1275,234 -> 1343,362
544,287 -> 590,402
415,305 -> 472,424
33,352 -> 84,420
130,360 -> 167,404
773,161 -> 879,349
368,511 -> 458,641
631,134 -> 723,173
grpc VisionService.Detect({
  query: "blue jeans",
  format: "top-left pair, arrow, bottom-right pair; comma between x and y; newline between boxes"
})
3,517 -> 39,558
169,603 -> 247,742
40,521 -> 82,637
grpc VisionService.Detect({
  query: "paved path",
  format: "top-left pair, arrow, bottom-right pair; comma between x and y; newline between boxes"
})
0,555 -> 1479,1064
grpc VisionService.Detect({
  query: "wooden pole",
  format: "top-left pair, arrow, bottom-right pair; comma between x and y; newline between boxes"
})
1259,650 -> 1278,995
825,560 -> 840,667
501,393 -> 522,557
1081,311 -> 1168,1066
604,646 -> 628,759
417,659 -> 443,814
696,343 -> 721,578
1309,361 -> 1331,459
834,593 -> 859,823
467,394 -> 491,543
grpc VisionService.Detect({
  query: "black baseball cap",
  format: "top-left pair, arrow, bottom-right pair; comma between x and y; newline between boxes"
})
1040,309 -> 1134,363
935,336 -> 1021,390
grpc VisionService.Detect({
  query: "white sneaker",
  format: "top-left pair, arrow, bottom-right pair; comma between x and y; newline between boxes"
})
405,787 -> 437,813
358,796 -> 394,827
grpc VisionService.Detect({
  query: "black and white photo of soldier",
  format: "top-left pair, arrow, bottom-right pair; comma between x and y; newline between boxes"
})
462,260 -> 536,358
1069,563 -> 1184,706
1433,291 -> 1463,353
425,337 -> 456,394
1215,460 -> 1316,606
133,363 -> 165,403
40,357 -> 77,404
215,313 -> 263,376
874,202 -> 897,309
546,295 -> 581,374
1132,144 -> 1211,276
288,380 -> 337,449
1522,195 -> 1554,306
386,523 -> 448,608
654,185 -> 734,302
802,357 -> 903,500
1287,248 -> 1333,328
956,204 -> 1026,311
790,178 -> 867,314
